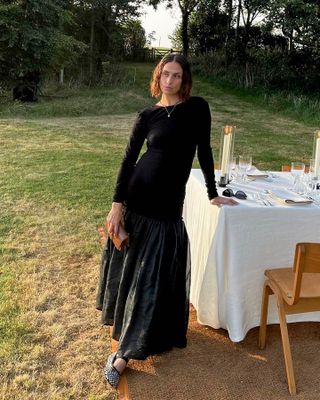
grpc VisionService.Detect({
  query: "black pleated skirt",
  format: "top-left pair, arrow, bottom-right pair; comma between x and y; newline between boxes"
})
96,208 -> 191,360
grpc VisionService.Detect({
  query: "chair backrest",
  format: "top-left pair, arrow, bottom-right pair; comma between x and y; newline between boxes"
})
281,164 -> 291,172
292,243 -> 320,303
281,164 -> 310,172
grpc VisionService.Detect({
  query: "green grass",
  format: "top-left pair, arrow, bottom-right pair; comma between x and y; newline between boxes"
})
0,61 -> 319,399
0,63 -> 155,118
195,75 -> 320,127
0,119 -> 124,208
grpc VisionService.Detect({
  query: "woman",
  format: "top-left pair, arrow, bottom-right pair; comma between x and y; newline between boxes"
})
96,53 -> 237,388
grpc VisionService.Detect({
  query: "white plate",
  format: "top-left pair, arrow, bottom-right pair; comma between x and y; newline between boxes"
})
247,167 -> 268,178
270,189 -> 313,205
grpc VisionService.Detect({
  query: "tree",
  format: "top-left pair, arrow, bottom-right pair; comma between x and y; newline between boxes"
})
234,0 -> 270,58
223,0 -> 235,57
146,30 -> 156,46
149,0 -> 202,55
239,0 -> 268,32
71,0 -> 146,81
0,0 -> 74,96
49,32 -> 88,80
268,0 -> 320,52
176,0 -> 202,55
0,0 -> 150,91
122,20 -> 146,54
187,0 -> 228,53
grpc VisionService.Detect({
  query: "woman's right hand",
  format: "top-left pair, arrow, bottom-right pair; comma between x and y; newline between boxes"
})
106,202 -> 123,237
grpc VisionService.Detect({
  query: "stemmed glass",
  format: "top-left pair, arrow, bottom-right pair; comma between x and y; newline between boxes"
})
305,159 -> 320,200
229,156 -> 238,182
238,155 -> 252,183
301,159 -> 313,195
290,162 -> 305,192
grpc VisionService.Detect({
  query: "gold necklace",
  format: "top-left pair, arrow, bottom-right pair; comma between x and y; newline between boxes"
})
160,100 -> 181,118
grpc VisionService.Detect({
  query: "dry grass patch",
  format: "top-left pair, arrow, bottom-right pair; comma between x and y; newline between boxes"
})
0,199 -> 116,400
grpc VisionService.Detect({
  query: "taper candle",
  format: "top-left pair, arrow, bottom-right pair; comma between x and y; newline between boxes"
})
314,130 -> 320,178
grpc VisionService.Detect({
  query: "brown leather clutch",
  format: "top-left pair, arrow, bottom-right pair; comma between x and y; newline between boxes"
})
107,222 -> 129,251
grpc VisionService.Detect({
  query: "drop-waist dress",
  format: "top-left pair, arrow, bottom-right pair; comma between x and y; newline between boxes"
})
96,96 -> 218,360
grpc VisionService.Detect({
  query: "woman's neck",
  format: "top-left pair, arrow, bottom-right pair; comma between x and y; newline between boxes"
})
159,95 -> 181,106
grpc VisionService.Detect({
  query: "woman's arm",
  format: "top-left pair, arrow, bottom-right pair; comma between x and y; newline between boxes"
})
196,99 -> 218,200
197,99 -> 237,207
108,112 -> 147,235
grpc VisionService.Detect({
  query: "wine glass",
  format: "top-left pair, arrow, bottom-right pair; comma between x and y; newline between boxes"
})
229,156 -> 237,182
239,155 -> 252,183
306,159 -> 320,198
290,162 -> 305,192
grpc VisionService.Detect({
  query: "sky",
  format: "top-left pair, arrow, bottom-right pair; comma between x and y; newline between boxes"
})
140,3 -> 180,48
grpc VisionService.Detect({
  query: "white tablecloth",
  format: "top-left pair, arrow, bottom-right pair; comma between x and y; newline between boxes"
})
183,169 -> 320,342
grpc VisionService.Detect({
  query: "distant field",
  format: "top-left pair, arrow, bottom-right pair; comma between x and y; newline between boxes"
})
0,62 -> 318,399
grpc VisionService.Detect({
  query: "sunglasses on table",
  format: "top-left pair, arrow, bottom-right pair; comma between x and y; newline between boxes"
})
222,188 -> 247,200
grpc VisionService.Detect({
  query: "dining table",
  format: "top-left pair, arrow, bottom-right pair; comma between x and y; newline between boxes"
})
183,168 -> 320,342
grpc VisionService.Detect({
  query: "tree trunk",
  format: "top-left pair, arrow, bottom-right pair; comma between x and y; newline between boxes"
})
288,29 -> 294,53
181,10 -> 189,56
243,9 -> 251,52
235,0 -> 241,38
59,68 -> 64,84
89,3 -> 95,80
225,0 -> 233,62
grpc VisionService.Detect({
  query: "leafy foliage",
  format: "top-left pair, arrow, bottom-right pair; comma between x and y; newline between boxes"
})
188,0 -> 227,52
0,0 -> 149,87
167,0 -> 320,94
268,0 -> 320,49
0,0 -> 318,96
0,0 -> 74,82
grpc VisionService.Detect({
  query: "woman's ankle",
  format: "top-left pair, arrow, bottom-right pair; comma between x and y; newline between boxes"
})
113,357 -> 128,374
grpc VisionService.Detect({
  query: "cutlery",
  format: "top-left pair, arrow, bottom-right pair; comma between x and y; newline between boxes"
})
262,190 -> 274,206
266,171 -> 279,178
252,193 -> 269,206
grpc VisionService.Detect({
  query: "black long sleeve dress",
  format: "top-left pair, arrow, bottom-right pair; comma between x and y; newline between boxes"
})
96,96 -> 218,360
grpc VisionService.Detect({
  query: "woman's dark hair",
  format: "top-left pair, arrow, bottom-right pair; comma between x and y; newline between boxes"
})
150,53 -> 192,101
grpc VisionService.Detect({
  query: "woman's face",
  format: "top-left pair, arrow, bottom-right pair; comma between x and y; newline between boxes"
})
159,61 -> 183,97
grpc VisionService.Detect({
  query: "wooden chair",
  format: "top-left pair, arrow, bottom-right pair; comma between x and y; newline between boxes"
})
281,164 -> 309,173
258,243 -> 320,395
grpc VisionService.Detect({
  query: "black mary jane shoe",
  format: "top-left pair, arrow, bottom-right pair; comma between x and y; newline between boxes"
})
104,353 -> 128,389
104,364 -> 121,389
106,352 -> 117,371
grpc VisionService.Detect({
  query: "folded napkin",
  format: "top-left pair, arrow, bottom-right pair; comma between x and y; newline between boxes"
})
247,167 -> 269,178
270,189 -> 313,205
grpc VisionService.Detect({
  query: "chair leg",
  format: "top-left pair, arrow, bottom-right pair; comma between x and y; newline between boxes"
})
277,296 -> 297,395
259,281 -> 272,349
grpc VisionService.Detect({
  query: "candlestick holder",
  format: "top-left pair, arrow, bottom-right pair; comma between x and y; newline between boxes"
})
313,130 -> 320,179
218,125 -> 236,187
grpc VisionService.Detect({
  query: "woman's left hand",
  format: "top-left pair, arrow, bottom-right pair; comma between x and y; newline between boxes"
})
210,196 -> 238,207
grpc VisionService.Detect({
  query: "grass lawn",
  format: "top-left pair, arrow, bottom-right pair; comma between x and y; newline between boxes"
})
0,62 -> 319,399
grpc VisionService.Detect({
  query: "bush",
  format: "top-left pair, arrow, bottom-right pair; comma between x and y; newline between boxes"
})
190,48 -> 320,94
190,50 -> 320,125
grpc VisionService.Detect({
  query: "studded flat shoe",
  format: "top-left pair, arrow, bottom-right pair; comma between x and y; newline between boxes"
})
106,352 -> 117,370
104,353 -> 129,389
104,364 -> 121,388
104,352 -> 119,388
